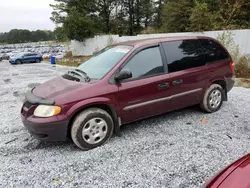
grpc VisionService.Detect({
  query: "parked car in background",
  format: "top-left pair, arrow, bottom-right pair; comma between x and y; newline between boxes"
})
55,52 -> 65,59
21,36 -> 234,150
203,153 -> 250,188
42,53 -> 51,59
0,53 -> 10,60
9,52 -> 43,64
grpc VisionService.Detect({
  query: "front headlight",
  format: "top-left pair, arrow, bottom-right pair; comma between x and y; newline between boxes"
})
34,105 -> 61,117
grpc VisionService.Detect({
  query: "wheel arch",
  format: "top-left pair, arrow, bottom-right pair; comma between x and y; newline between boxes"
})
211,79 -> 227,101
67,103 -> 121,138
15,59 -> 22,63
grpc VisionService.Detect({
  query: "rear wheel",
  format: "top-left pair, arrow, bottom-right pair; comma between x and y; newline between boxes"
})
71,108 -> 114,150
36,59 -> 41,63
201,84 -> 224,113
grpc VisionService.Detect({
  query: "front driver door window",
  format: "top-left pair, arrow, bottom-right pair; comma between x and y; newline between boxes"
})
122,46 -> 164,80
23,53 -> 30,63
117,46 -> 171,123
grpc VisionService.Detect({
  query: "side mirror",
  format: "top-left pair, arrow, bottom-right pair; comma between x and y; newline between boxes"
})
115,69 -> 132,81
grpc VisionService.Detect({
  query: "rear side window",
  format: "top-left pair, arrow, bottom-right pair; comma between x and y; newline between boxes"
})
162,40 -> 205,73
199,39 -> 229,63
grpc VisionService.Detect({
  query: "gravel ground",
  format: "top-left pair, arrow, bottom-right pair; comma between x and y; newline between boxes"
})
0,60 -> 250,188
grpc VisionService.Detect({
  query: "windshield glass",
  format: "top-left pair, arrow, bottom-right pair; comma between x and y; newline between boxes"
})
77,45 -> 132,79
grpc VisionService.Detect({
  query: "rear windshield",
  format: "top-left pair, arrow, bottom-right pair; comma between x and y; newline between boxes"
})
77,45 -> 132,79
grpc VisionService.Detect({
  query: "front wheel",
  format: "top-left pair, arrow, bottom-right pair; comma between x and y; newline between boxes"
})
200,84 -> 224,113
71,108 -> 114,150
15,60 -> 22,64
36,59 -> 41,63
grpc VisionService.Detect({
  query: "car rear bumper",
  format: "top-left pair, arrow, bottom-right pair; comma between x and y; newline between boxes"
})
22,117 -> 69,141
226,76 -> 235,92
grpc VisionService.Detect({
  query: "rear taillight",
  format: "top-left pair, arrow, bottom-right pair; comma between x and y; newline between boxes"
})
229,61 -> 235,72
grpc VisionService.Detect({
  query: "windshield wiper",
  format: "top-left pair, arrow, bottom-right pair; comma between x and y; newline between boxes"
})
68,69 -> 90,82
75,69 -> 91,82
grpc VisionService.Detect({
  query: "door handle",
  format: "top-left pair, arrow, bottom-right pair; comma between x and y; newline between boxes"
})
158,82 -> 169,89
172,79 -> 183,86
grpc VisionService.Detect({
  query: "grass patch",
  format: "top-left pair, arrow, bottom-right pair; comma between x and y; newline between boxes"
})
44,54 -> 91,67
235,78 -> 250,88
233,55 -> 250,88
235,56 -> 250,78
55,60 -> 81,67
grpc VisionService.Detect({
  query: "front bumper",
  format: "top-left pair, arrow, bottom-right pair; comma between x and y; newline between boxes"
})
21,90 -> 69,141
22,117 -> 69,141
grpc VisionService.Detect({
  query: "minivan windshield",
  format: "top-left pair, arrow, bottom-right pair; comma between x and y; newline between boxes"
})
77,45 -> 132,79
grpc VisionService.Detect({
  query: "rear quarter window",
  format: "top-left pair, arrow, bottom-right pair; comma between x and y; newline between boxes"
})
198,39 -> 229,63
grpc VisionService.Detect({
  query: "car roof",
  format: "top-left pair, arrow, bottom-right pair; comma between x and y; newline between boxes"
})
115,36 -> 214,48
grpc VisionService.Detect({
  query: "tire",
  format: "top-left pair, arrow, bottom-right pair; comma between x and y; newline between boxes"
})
71,108 -> 114,150
36,59 -> 41,63
200,84 -> 224,113
15,60 -> 22,64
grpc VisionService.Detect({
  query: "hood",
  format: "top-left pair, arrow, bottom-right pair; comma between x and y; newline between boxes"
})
204,153 -> 250,188
10,56 -> 17,60
33,76 -> 90,99
219,156 -> 250,188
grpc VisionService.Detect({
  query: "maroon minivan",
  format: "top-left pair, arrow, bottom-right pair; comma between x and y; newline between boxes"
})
21,36 -> 234,150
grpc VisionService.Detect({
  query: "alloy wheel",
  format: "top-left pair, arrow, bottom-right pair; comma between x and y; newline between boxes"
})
209,89 -> 222,109
82,118 -> 108,145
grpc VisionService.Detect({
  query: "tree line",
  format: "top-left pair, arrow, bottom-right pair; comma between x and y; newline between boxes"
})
1,0 -> 249,44
0,29 -> 56,44
51,0 -> 250,41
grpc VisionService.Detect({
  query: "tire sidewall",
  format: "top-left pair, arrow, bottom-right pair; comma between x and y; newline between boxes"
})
16,60 -> 21,64
71,109 -> 114,150
206,85 -> 224,112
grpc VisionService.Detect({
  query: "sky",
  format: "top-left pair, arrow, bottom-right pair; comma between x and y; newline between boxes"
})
0,0 -> 55,32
